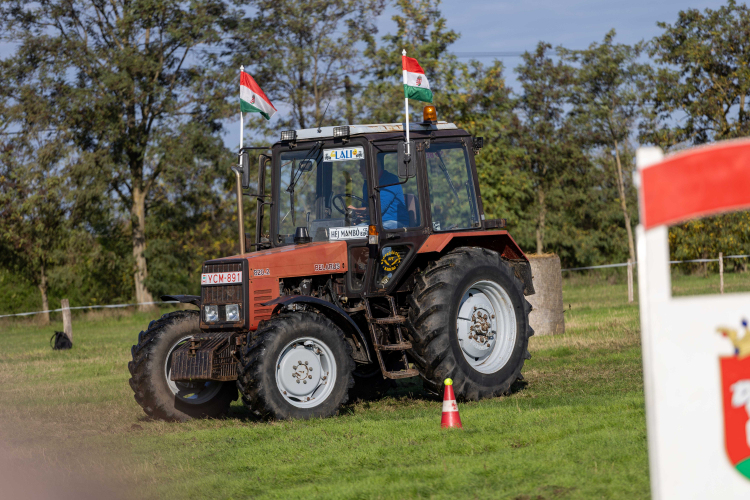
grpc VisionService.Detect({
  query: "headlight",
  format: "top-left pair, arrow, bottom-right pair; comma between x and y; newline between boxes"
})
225,304 -> 240,322
204,305 -> 218,323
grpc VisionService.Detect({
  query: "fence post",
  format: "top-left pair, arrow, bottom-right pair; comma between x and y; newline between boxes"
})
719,252 -> 724,294
627,259 -> 634,303
61,299 -> 73,342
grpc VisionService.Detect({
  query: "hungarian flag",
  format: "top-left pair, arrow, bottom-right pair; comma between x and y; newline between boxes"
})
240,71 -> 277,120
402,56 -> 433,103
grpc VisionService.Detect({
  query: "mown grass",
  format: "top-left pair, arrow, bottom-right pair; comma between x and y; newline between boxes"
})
1,272 -> 743,499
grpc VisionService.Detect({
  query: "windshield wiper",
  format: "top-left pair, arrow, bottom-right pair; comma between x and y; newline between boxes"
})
285,141 -> 323,227
434,152 -> 460,202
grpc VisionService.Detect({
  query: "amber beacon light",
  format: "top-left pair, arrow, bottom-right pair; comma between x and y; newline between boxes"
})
423,105 -> 437,123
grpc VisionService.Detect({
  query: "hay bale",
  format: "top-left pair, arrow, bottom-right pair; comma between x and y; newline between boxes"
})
527,253 -> 565,336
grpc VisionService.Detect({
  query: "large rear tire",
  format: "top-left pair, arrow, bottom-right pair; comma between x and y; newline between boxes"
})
407,247 -> 533,400
128,310 -> 237,421
237,312 -> 355,420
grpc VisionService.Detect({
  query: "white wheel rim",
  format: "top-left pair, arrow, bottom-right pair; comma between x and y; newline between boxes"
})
456,280 -> 517,374
164,336 -> 223,405
275,337 -> 337,408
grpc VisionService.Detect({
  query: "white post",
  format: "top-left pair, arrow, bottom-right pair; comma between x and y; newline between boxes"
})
402,49 -> 410,146
719,252 -> 724,294
240,65 -> 244,151
627,259 -> 634,303
61,298 -> 72,342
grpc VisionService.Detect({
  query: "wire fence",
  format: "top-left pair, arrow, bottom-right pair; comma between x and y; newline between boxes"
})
2,254 -> 749,318
561,254 -> 750,272
0,301 -> 179,319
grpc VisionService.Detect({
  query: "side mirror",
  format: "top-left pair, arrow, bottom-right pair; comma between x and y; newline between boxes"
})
299,159 -> 314,172
397,141 -> 416,179
240,151 -> 251,189
472,136 -> 484,154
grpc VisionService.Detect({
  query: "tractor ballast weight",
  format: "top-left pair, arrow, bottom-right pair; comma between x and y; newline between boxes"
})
129,110 -> 536,421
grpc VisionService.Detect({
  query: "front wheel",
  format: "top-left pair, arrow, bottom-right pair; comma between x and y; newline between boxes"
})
237,312 -> 355,420
128,311 -> 237,421
408,247 -> 533,400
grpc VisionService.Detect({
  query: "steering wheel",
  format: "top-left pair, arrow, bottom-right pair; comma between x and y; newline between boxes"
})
331,193 -> 364,215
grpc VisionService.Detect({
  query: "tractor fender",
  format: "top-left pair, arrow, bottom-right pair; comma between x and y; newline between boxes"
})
161,294 -> 201,307
262,295 -> 372,363
416,231 -> 535,295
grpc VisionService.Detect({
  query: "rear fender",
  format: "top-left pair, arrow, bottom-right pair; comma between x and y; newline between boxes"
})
416,231 -> 535,295
262,295 -> 372,363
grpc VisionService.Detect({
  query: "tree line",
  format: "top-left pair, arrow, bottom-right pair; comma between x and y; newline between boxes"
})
1,0 -> 749,319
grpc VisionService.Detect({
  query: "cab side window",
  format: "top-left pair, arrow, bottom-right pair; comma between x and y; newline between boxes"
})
376,151 -> 421,229
425,142 -> 479,231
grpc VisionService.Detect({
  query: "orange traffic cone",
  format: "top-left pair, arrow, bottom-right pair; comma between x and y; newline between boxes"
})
441,378 -> 462,428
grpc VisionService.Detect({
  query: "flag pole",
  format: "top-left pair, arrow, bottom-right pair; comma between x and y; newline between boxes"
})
240,65 -> 245,151
402,49 -> 410,147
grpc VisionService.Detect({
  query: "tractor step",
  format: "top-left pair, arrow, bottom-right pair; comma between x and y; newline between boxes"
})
369,315 -> 406,325
383,368 -> 420,379
375,341 -> 412,351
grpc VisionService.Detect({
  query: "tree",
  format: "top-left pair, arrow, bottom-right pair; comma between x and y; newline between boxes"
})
0,134 -> 70,323
641,0 -> 750,146
562,30 -> 648,264
232,0 -> 384,135
359,0 -> 461,124
511,43 -> 582,254
641,1 -> 750,264
0,0 -> 237,309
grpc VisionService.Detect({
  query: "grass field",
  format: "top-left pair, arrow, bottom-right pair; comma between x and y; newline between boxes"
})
0,272 -> 747,499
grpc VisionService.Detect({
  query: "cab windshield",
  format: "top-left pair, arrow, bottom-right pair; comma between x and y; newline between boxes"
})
276,145 -> 368,245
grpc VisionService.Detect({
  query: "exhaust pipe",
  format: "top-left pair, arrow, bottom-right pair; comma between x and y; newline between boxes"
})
232,165 -> 245,255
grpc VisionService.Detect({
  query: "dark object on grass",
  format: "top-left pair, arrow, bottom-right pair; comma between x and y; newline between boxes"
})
50,331 -> 72,350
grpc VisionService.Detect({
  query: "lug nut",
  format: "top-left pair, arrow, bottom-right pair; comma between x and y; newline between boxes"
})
309,367 -> 313,371
303,380 -> 307,384
304,361 -> 308,365
298,360 -> 302,364
296,380 -> 300,384
308,375 -> 312,379
293,365 -> 297,369
491,314 -> 495,319
486,342 -> 490,347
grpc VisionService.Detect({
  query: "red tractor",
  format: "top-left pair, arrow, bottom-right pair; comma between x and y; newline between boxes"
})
128,107 -> 535,421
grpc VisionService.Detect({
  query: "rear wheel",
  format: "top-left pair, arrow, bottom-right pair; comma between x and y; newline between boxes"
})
407,247 -> 533,400
237,312 -> 355,420
128,311 -> 237,421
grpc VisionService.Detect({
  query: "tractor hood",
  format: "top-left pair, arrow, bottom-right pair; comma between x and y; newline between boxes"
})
232,241 -> 348,279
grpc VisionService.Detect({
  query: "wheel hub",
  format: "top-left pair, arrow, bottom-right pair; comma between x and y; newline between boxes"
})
456,280 -> 517,374
458,291 -> 497,358
275,338 -> 335,408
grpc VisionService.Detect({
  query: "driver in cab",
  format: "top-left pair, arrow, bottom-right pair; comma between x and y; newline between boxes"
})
348,159 -> 410,229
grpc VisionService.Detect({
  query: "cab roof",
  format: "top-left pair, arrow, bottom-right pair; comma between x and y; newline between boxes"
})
293,121 -> 458,141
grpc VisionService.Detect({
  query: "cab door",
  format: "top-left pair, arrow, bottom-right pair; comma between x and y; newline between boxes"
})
369,141 -> 426,292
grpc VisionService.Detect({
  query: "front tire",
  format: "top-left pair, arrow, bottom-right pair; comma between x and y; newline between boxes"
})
237,312 -> 355,420
128,311 -> 237,421
408,247 -> 533,400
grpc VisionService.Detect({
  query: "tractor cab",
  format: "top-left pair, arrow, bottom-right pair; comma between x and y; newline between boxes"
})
247,109 -> 491,298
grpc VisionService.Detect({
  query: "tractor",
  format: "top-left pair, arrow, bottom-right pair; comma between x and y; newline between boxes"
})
128,105 -> 535,421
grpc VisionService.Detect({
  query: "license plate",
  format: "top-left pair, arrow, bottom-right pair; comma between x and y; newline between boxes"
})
201,271 -> 243,285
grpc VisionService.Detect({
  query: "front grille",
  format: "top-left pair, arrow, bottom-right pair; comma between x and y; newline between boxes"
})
200,260 -> 247,328
202,262 -> 244,305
